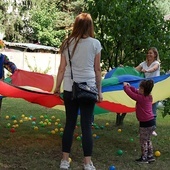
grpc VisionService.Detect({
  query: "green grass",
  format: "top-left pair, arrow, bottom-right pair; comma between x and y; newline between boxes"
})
0,98 -> 170,170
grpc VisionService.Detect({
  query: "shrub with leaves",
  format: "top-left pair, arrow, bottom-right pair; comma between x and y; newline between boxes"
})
162,98 -> 170,117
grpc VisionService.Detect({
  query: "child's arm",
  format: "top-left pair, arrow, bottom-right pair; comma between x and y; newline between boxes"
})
123,82 -> 139,93
123,83 -> 139,101
3,54 -> 17,73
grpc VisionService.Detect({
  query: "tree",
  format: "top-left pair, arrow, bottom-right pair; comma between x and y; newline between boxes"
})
85,0 -> 170,72
156,0 -> 170,15
85,0 -> 170,125
27,0 -> 85,47
1,0 -> 34,42
1,0 -> 85,46
161,98 -> 170,117
0,1 -> 10,39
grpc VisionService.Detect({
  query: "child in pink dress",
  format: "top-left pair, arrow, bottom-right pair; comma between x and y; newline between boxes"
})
123,79 -> 155,163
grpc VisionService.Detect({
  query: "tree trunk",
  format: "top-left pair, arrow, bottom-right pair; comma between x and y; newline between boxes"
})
115,113 -> 127,126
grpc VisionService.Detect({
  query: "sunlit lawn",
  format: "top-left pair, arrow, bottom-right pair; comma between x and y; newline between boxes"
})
0,98 -> 170,170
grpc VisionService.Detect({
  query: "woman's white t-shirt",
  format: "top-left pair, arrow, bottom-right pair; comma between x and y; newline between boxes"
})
62,37 -> 102,91
139,60 -> 160,78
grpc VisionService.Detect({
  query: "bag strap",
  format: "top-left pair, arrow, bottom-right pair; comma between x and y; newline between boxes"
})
68,46 -> 74,80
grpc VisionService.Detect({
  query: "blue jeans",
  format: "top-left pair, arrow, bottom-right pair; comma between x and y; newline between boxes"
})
62,90 -> 95,156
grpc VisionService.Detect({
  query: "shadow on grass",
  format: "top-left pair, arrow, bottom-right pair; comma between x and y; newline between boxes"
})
0,98 -> 170,170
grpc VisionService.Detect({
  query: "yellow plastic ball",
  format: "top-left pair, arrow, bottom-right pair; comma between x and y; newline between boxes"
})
45,119 -> 49,122
12,125 -> 16,128
15,124 -> 19,128
24,117 -> 28,121
21,114 -> 25,118
40,115 -> 44,119
19,120 -> 23,123
105,122 -> 109,126
118,129 -> 122,132
51,130 -> 56,134
55,122 -> 58,125
5,115 -> 10,119
56,119 -> 60,122
39,121 -> 43,124
51,116 -> 55,119
13,120 -> 17,124
155,151 -> 161,157
54,128 -> 59,132
93,134 -> 97,137
34,126 -> 38,130
44,122 -> 47,126
48,122 -> 52,126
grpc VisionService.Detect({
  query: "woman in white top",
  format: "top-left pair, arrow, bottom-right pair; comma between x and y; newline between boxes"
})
136,47 -> 160,136
55,13 -> 103,170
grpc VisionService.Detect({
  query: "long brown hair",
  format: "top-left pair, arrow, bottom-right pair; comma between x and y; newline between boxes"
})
60,13 -> 94,57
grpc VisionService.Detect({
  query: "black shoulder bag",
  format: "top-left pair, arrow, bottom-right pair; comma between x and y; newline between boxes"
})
68,47 -> 98,102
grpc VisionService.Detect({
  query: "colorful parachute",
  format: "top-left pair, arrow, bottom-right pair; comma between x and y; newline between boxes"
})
0,67 -> 170,114
96,67 -> 170,114
0,69 -> 63,107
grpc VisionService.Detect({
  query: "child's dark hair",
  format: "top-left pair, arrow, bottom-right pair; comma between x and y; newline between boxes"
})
139,79 -> 154,96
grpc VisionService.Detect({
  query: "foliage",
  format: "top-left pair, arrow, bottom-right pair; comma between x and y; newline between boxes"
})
85,0 -> 170,72
156,0 -> 170,15
27,0 -> 84,47
0,0 -> 85,45
0,1 -> 10,38
161,98 -> 170,117
0,0 -> 170,72
28,0 -> 65,46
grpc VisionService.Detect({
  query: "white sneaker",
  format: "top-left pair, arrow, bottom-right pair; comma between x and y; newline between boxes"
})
83,161 -> 96,170
60,159 -> 70,169
152,131 -> 157,136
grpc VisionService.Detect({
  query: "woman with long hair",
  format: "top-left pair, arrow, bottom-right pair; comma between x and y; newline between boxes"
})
55,13 -> 103,170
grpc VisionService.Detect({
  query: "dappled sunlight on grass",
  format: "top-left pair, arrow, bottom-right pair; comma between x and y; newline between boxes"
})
0,98 -> 170,169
